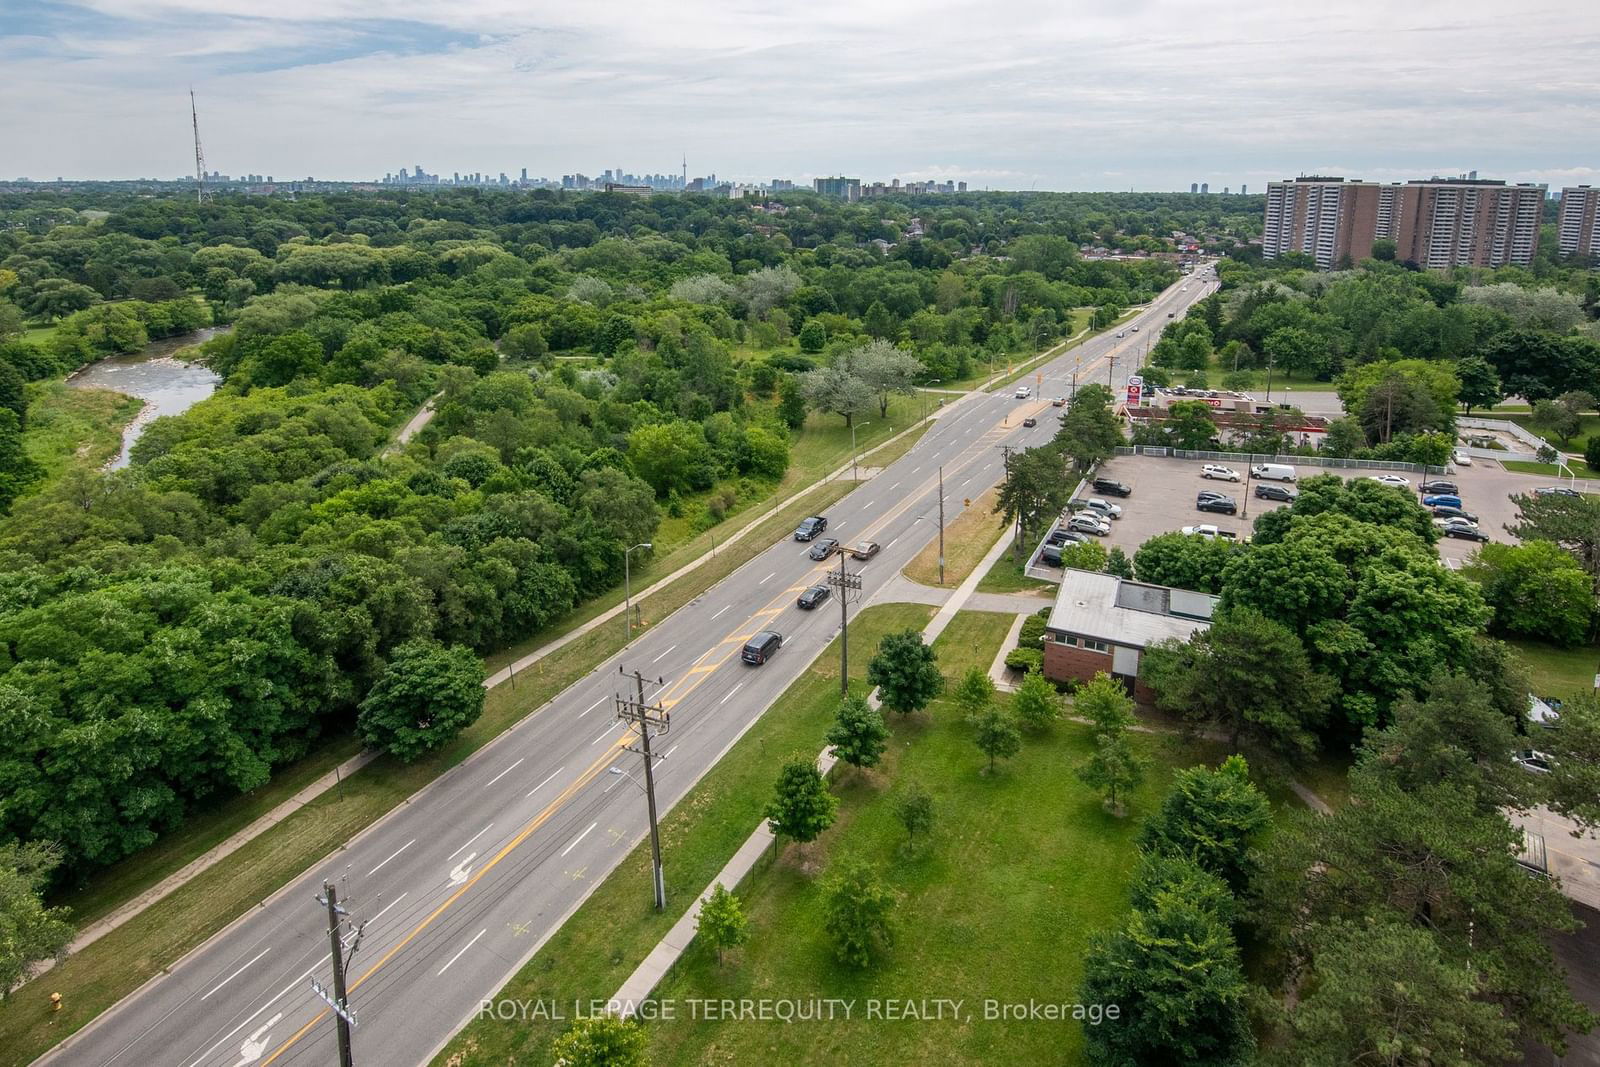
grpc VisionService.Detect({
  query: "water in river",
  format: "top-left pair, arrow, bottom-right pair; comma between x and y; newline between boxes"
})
67,327 -> 226,470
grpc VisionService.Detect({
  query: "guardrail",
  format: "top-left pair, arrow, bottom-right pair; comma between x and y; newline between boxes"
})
1112,445 -> 1447,475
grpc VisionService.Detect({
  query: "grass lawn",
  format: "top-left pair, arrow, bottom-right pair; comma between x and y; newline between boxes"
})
21,324 -> 56,345
1509,638 -> 1599,699
975,547 -> 1056,595
640,611 -> 1247,1066
1499,460 -> 1600,481
1167,364 -> 1327,394
432,604 -> 937,1067
902,485 -> 1005,587
1503,412 -> 1599,454
20,382 -> 143,478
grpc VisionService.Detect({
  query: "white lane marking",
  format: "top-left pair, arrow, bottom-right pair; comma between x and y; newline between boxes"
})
562,822 -> 598,857
200,948 -> 271,1001
484,758 -> 524,789
449,854 -> 477,885
910,466 -> 920,473
231,1011 -> 282,1066
719,682 -> 743,706
888,481 -> 901,490
664,744 -> 680,759
437,928 -> 487,976
759,571 -> 776,584
447,824 -> 492,862
591,721 -> 623,746
711,604 -> 731,621
579,696 -> 606,717
365,839 -> 415,877
651,644 -> 676,664
885,537 -> 899,550
526,767 -> 565,798
368,891 -> 409,924
833,521 -> 846,531
603,775 -> 621,793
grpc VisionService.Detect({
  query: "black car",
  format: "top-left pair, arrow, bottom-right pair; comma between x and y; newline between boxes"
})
1045,528 -> 1089,548
1534,486 -> 1581,499
1196,494 -> 1237,515
793,515 -> 828,541
741,630 -> 783,665
1254,483 -> 1297,502
808,537 -> 840,561
1022,416 -> 1037,427
1419,480 -> 1459,495
796,585 -> 831,610
1196,488 -> 1229,501
1431,504 -> 1478,522
1092,477 -> 1132,497
1441,525 -> 1489,543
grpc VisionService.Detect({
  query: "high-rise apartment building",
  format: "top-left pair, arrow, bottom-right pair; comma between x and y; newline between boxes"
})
1200,182 -> 1209,194
1264,175 -> 1544,269
1190,182 -> 1198,194
814,176 -> 861,201
1557,186 -> 1600,260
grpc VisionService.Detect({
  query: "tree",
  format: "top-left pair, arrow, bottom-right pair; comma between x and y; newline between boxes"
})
821,858 -> 896,968
764,758 -> 837,848
1011,670 -> 1062,731
356,640 -> 486,762
1054,384 -> 1124,471
1075,671 -> 1136,735
995,445 -> 1072,560
0,359 -> 25,428
1263,325 -> 1333,380
1276,920 -> 1516,1067
797,319 -> 825,353
973,707 -> 1022,773
1508,491 -> 1600,592
0,842 -> 75,999
626,420 -> 713,497
800,361 -> 874,427
1163,400 -> 1219,449
852,339 -> 923,418
894,783 -> 934,846
866,629 -> 944,716
951,665 -> 996,719
1139,756 -> 1269,894
1140,608 -> 1333,761
696,882 -> 748,964
1532,398 -> 1582,446
1078,733 -> 1145,816
825,694 -> 890,772
550,1015 -> 647,1067
500,323 -> 548,361
1464,540 -> 1594,646
1543,694 -> 1600,832
1455,353 -> 1502,414
1586,434 -> 1600,473
1132,530 -> 1237,594
1105,545 -> 1133,578
777,373 -> 807,430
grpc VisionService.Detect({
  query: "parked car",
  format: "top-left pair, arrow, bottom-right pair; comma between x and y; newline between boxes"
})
796,585 -> 831,610
1078,497 -> 1123,520
807,537 -> 841,561
1039,543 -> 1063,566
1512,749 -> 1552,775
1180,524 -> 1238,540
1421,494 -> 1463,509
1533,486 -> 1581,498
1066,513 -> 1111,536
1419,480 -> 1459,495
1046,528 -> 1089,547
1200,464 -> 1240,482
1051,396 -> 1066,407
793,515 -> 828,541
1368,474 -> 1411,489
1092,477 -> 1132,497
1452,449 -> 1473,467
1022,416 -> 1037,427
1430,504 -> 1477,522
741,629 -> 783,665
1014,386 -> 1031,399
850,541 -> 881,561
1250,463 -> 1297,482
1254,483 -> 1298,502
1440,524 -> 1489,543
1196,494 -> 1237,515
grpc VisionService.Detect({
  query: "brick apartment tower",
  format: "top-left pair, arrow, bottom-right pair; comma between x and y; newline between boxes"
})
1558,186 -> 1600,259
1264,175 -> 1545,269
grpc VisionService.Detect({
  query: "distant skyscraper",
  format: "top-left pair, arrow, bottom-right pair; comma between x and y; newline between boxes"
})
1190,182 -> 1198,194
1200,182 -> 1209,194
1241,184 -> 1248,195
813,176 -> 861,201
1223,187 -> 1230,195
1557,186 -> 1600,259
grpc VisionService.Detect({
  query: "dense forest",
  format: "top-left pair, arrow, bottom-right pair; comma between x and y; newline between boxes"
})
0,188 -> 1212,879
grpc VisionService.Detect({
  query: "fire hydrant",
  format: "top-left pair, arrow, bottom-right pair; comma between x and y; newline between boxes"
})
50,992 -> 62,1013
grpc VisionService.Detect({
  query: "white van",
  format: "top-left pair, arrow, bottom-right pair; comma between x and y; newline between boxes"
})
1251,463 -> 1297,483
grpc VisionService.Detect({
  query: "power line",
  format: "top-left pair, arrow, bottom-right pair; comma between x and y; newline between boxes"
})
825,550 -> 864,697
615,668 -> 670,911
311,881 -> 364,1067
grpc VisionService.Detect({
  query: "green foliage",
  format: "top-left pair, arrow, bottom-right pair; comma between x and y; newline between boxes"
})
1011,669 -> 1062,731
951,665 -> 996,719
696,882 -> 749,964
1464,540 -> 1594,646
995,445 -> 1073,556
1132,530 -> 1238,593
1017,612 -> 1048,649
821,858 -> 896,968
973,706 -> 1022,772
0,842 -> 75,999
1057,538 -> 1108,572
1002,646 -> 1043,673
824,694 -> 890,771
550,1015 -> 648,1067
1054,384 -> 1124,472
357,639 -> 487,762
893,782 -> 934,845
1507,490 -> 1600,590
1139,756 -> 1270,895
764,758 -> 836,845
1543,694 -> 1600,832
1074,671 -> 1136,735
1104,545 -> 1133,578
866,628 -> 944,716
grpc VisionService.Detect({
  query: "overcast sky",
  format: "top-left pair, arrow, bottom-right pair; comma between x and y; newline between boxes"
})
4,0 -> 1598,191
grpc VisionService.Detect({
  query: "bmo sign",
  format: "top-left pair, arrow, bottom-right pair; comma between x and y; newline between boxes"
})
1125,375 -> 1143,407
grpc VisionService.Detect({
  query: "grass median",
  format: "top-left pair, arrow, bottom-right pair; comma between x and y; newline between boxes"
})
901,485 -> 1005,587
434,603 -> 937,1067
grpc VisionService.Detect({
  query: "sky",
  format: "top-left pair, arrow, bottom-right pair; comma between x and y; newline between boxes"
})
3,0 -> 1598,192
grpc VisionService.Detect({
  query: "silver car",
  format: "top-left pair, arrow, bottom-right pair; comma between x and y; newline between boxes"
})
1066,513 -> 1111,536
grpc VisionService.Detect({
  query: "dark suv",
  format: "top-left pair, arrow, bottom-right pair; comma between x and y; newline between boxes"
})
741,630 -> 783,665
1197,493 -> 1237,515
793,515 -> 828,541
1254,483 -> 1297,502
1092,477 -> 1132,497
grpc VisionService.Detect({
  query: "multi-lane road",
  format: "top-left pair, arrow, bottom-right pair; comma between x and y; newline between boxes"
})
43,270 -> 1216,1067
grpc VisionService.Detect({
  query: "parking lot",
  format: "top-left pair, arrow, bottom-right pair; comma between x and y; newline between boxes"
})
1028,453 -> 1594,577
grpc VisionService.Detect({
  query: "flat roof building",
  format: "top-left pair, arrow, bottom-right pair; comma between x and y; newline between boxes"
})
1558,186 -> 1600,261
1042,570 -> 1218,702
813,176 -> 861,201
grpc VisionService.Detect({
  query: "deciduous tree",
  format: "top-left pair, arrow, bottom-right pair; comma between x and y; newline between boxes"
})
696,882 -> 749,965
825,694 -> 890,772
0,842 -> 74,999
764,758 -> 836,847
821,858 -> 896,968
973,707 -> 1021,773
356,640 -> 486,762
866,629 -> 944,716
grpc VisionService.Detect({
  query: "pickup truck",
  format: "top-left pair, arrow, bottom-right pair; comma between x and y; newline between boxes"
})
1180,524 -> 1237,541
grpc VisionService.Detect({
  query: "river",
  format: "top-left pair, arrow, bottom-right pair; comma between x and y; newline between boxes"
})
67,327 -> 226,470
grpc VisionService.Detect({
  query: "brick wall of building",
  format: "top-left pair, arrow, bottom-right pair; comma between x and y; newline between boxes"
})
1042,638 -> 1157,704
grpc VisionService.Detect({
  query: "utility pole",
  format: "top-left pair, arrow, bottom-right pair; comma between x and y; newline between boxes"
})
999,445 -> 1019,562
937,466 -> 946,586
312,882 -> 363,1067
826,550 -> 863,696
616,668 -> 670,910
1107,354 -> 1119,388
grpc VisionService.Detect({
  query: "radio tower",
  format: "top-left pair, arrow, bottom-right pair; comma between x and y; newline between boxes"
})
681,153 -> 686,190
190,89 -> 206,204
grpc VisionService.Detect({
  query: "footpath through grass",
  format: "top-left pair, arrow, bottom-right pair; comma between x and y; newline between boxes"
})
901,485 -> 1005,587
434,603 -> 936,1067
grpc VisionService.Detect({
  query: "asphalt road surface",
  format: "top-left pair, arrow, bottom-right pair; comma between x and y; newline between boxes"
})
42,271 -> 1215,1067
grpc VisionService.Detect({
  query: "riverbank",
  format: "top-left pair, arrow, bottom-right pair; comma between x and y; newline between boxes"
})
65,326 -> 224,468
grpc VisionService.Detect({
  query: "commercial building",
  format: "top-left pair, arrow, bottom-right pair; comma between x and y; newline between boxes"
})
1264,175 -> 1545,269
813,176 -> 861,201
1558,186 -> 1600,260
1041,570 -> 1218,702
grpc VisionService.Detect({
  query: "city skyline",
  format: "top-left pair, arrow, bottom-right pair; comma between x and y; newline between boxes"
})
4,0 -> 1597,191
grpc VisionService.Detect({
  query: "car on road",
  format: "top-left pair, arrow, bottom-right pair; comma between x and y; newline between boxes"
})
1130,325 -> 1139,332
1512,749 -> 1552,775
1167,311 -> 1175,318
1051,396 -> 1066,407
1254,483 -> 1298,502
1066,513 -> 1111,536
1419,480 -> 1459,495
1422,494 -> 1462,509
796,585 -> 831,610
807,537 -> 841,561
1430,504 -> 1477,522
1077,497 -> 1123,520
1533,486 -> 1581,498
1197,493 -> 1237,515
1180,524 -> 1237,541
1014,386 -> 1031,399
850,541 -> 881,561
741,629 -> 784,665
1022,416 -> 1037,427
1200,464 -> 1240,482
1452,449 -> 1473,467
794,515 -> 828,541
1115,330 -> 1125,338
1092,477 -> 1132,497
1367,474 -> 1411,489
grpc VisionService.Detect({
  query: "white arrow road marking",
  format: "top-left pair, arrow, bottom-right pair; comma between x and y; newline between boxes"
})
449,853 -> 477,885
231,1012 -> 282,1066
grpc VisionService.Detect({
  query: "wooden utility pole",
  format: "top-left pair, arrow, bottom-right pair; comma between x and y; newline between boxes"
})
826,551 -> 863,696
616,668 -> 670,910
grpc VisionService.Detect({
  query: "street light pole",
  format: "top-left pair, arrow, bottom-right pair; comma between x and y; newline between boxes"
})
623,542 -> 652,642
850,421 -> 872,482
